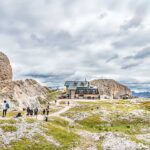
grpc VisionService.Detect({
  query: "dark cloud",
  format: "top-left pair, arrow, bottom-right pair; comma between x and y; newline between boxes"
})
121,63 -> 139,70
106,54 -> 119,63
121,16 -> 142,30
134,47 -> 150,59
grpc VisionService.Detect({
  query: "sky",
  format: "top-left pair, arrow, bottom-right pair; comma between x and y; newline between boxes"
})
0,0 -> 150,92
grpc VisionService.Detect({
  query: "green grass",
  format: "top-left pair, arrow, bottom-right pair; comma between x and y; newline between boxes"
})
43,122 -> 80,150
47,90 -> 62,102
0,111 -> 25,118
0,119 -> 16,124
139,101 -> 150,111
76,115 -> 106,132
49,117 -> 69,128
59,101 -> 66,105
97,139 -> 104,150
1,125 -> 17,132
5,135 -> 57,150
76,114 -> 149,135
26,118 -> 36,124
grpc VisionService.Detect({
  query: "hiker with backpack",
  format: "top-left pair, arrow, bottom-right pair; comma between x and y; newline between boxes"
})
2,100 -> 10,117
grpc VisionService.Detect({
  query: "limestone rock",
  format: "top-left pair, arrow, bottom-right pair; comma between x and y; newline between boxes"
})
0,52 -> 49,109
0,52 -> 12,82
12,79 -> 49,109
90,79 -> 132,99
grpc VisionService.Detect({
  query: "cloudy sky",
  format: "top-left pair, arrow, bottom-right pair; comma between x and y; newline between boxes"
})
0,0 -> 150,91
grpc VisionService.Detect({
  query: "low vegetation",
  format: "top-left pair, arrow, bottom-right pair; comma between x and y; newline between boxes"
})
0,99 -> 149,150
47,90 -> 62,101
43,122 -> 80,150
5,136 -> 56,150
0,119 -> 16,124
1,125 -> 17,132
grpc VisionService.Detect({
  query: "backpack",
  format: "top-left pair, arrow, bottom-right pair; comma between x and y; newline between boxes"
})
6,103 -> 10,109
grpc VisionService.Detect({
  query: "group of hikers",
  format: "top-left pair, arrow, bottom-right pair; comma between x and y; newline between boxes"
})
26,107 -> 39,118
1,100 -> 51,120
1,100 -> 70,121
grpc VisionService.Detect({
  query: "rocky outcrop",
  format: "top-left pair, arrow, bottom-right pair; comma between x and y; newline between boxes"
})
90,79 -> 132,99
11,79 -> 49,109
0,52 -> 12,82
0,52 -> 49,109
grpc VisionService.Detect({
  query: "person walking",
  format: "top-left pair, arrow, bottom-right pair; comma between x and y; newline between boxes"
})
67,101 -> 70,106
46,105 -> 50,116
2,100 -> 10,117
55,100 -> 57,104
26,107 -> 30,116
43,109 -> 46,115
34,107 -> 38,119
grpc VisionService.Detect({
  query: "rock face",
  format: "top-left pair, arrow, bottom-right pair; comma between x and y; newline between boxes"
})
0,52 -> 12,82
90,79 -> 132,99
0,52 -> 49,109
12,79 -> 49,109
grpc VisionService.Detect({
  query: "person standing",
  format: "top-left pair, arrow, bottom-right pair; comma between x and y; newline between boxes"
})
46,105 -> 50,116
2,100 -> 9,117
67,101 -> 70,106
43,109 -> 46,115
30,109 -> 33,117
55,100 -> 57,104
34,107 -> 38,119
26,107 -> 30,116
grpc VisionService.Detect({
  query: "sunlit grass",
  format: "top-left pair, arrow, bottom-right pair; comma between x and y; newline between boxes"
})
43,122 -> 80,150
1,125 -> 17,132
5,135 -> 57,150
0,119 -> 16,124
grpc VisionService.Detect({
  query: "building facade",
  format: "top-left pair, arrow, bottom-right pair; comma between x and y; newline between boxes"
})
64,81 -> 100,99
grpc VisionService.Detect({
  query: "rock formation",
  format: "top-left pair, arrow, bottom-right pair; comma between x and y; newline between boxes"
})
90,79 -> 132,99
0,52 -> 49,109
0,52 -> 12,82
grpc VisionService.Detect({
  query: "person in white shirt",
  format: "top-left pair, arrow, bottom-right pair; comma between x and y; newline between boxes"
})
2,100 -> 9,117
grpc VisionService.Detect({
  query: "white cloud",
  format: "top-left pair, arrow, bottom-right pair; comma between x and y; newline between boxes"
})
0,0 -> 150,91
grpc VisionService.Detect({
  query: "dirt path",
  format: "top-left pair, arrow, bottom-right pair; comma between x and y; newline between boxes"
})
36,100 -> 75,122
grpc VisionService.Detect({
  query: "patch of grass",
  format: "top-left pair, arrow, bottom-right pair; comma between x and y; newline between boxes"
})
97,139 -> 104,150
76,115 -> 106,132
130,135 -> 149,145
77,114 -> 149,135
7,111 -> 18,117
1,125 -> 17,132
139,101 -> 150,111
43,122 -> 80,149
5,135 -> 57,150
26,118 -> 35,124
0,119 -> 16,124
59,101 -> 66,105
49,117 -> 69,128
47,90 -> 62,101
0,111 -> 25,118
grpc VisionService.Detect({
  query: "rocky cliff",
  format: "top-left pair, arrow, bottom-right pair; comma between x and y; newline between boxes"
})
90,79 -> 132,99
0,52 -> 12,82
0,52 -> 49,109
